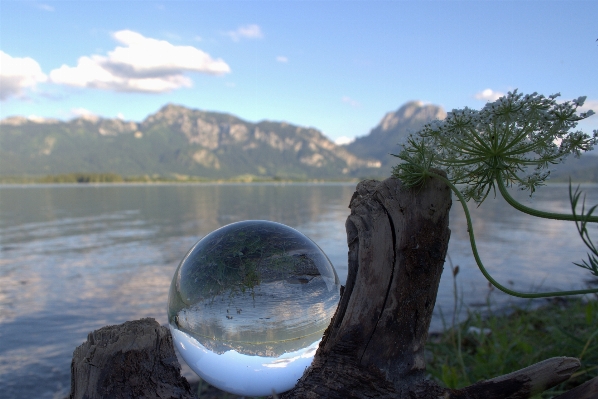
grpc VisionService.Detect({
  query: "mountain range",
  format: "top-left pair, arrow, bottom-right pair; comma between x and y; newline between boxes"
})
0,104 -> 382,181
1,102 -> 596,182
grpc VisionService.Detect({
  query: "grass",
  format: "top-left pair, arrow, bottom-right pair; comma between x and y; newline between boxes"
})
425,262 -> 598,398
426,297 -> 598,397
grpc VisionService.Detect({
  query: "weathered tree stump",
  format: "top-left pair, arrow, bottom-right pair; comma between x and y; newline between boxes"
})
69,318 -> 194,399
281,176 -> 451,399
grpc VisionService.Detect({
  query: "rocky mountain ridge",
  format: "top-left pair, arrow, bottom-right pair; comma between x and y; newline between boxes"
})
0,104 -> 381,180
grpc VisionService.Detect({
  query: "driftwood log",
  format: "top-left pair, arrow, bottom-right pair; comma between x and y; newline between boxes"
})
553,375 -> 598,399
70,176 -> 595,398
69,318 -> 194,399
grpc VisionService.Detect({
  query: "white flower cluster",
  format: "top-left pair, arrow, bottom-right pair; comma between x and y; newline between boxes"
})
393,90 -> 597,203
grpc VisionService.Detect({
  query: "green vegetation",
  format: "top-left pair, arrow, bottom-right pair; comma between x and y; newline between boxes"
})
426,262 -> 598,398
392,90 -> 598,298
426,298 -> 598,397
37,173 -> 124,183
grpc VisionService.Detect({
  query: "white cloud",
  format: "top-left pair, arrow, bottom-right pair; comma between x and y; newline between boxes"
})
577,99 -> 598,133
335,136 -> 356,145
49,30 -> 231,93
27,115 -> 47,123
71,107 -> 95,116
36,3 -> 54,12
474,89 -> 505,102
276,56 -> 288,63
578,99 -> 598,115
226,24 -> 263,42
0,51 -> 48,100
342,96 -> 360,107
70,108 -> 99,122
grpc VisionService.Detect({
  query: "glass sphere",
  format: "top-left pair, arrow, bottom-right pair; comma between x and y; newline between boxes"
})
168,220 -> 340,396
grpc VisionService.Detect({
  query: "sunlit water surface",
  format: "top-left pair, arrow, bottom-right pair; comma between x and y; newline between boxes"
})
0,182 -> 596,399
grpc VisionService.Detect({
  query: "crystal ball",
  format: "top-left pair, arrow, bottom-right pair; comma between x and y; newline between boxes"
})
168,220 -> 340,396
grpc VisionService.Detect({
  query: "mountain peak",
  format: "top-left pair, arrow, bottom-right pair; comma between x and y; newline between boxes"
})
379,101 -> 446,132
149,103 -> 193,121
344,101 -> 446,173
158,103 -> 189,113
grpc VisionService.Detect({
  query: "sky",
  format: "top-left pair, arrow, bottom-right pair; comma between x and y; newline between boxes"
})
1,0 -> 597,144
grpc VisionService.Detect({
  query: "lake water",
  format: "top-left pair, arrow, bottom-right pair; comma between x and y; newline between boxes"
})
1,182 -> 597,399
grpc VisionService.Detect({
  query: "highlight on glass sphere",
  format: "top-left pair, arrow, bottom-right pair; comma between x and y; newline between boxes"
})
167,220 -> 341,396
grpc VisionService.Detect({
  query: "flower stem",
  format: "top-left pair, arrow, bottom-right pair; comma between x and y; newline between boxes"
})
428,172 -> 598,298
496,172 -> 598,222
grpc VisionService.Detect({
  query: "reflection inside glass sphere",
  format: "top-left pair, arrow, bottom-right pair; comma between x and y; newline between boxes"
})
168,220 -> 341,396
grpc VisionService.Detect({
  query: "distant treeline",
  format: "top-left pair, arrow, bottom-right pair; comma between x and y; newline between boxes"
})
0,173 -> 346,184
37,173 -> 125,183
34,173 -> 189,183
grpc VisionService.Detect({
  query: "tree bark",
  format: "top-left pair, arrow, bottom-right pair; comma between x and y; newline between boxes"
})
69,318 -> 194,399
447,357 -> 580,399
282,176 -> 452,399
553,375 -> 598,399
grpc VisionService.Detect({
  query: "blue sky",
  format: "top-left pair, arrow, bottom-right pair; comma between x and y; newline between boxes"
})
1,0 -> 597,144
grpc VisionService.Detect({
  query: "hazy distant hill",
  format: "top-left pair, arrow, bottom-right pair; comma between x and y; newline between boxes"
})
0,104 -> 381,180
548,154 -> 598,183
344,101 -> 447,175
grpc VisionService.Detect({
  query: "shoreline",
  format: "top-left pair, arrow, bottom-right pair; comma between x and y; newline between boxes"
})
2,176 -> 598,186
0,174 -> 370,185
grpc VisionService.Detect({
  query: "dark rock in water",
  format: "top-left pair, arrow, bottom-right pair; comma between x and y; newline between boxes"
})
69,318 -> 194,399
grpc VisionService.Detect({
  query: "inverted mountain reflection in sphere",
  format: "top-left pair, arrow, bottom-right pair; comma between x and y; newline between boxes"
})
167,220 -> 341,396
